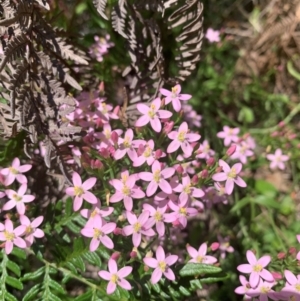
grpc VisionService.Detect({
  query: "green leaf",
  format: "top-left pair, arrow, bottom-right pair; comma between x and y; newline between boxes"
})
168,286 -> 180,298
10,248 -> 26,259
6,260 -> 21,276
74,290 -> 93,301
44,291 -> 62,301
179,263 -> 222,277
64,262 -> 77,274
255,179 -> 277,197
83,252 -> 101,266
22,266 -> 45,281
71,256 -> 86,272
65,197 -> 73,216
230,197 -> 250,213
4,291 -> 18,301
22,284 -> 42,301
48,278 -> 65,294
287,59 -> 300,81
5,275 -> 23,290
178,286 -> 190,296
199,272 -> 229,284
253,195 -> 280,209
152,282 -> 160,293
189,279 -> 202,290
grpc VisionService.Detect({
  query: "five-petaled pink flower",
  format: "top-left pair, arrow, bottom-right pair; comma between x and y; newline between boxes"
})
217,126 -> 240,146
237,250 -> 274,288
110,172 -> 145,211
4,184 -> 35,215
160,84 -> 191,112
212,159 -> 246,195
205,28 -> 220,43
19,215 -> 44,247
122,211 -> 155,247
246,279 -> 277,301
114,129 -> 140,161
143,246 -> 178,284
139,160 -> 175,197
282,270 -> 300,294
0,219 -> 26,254
186,243 -> 218,264
1,158 -> 32,186
81,215 -> 116,251
167,122 -> 200,156
98,259 -> 132,295
65,172 -> 97,211
266,149 -> 289,170
135,98 -> 172,132
234,275 -> 252,296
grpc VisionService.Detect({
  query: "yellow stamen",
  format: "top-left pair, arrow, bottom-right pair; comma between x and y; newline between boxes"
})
158,261 -> 167,272
183,184 -> 191,195
9,167 -> 18,175
253,264 -> 263,272
177,131 -> 186,142
13,194 -> 22,202
133,222 -> 141,233
179,207 -> 187,216
4,231 -> 14,241
122,185 -> 130,196
227,167 -> 236,179
74,186 -> 84,196
154,211 -> 162,222
153,170 -> 161,183
111,274 -> 118,283
93,228 -> 102,239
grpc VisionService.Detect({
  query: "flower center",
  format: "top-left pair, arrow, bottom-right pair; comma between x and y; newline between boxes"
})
177,131 -> 186,142
153,170 -> 161,183
154,211 -> 162,222
148,104 -> 156,119
93,228 -> 102,239
121,174 -> 128,183
123,137 -> 131,148
260,286 -> 270,294
179,207 -> 187,216
295,284 -> 300,291
101,103 -> 108,114
91,208 -> 98,218
25,225 -> 33,235
4,231 -> 15,241
111,274 -> 118,283
74,186 -> 84,196
133,222 -> 141,233
253,264 -> 263,272
13,194 -> 22,202
171,86 -> 178,98
9,167 -> 18,174
196,255 -> 203,263
144,146 -> 152,158
227,167 -> 237,179
122,185 -> 131,196
158,261 -> 167,272
104,129 -> 111,139
183,184 -> 191,195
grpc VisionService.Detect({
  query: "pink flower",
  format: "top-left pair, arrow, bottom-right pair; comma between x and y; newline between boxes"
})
231,142 -> 254,164
167,122 -> 200,156
4,184 -> 35,215
139,160 -> 175,197
218,235 -> 234,259
135,98 -> 172,132
81,215 -> 116,251
65,172 -> 97,211
98,259 -> 132,295
122,211 -> 155,247
282,270 -> 300,296
160,84 -> 191,112
237,250 -> 274,288
266,149 -> 289,170
212,159 -> 247,195
246,279 -> 277,301
143,246 -> 178,284
143,203 -> 168,237
235,275 -> 252,296
186,243 -> 217,264
1,158 -> 32,186
196,140 -> 215,160
205,28 -> 220,43
0,219 -> 26,254
217,126 -> 240,146
110,172 -> 145,211
114,129 -> 139,161
19,215 -> 44,247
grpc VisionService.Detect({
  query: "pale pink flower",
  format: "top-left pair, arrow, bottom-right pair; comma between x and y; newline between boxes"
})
183,104 -> 202,128
231,142 -> 254,164
98,259 -> 132,295
109,172 -> 145,211
186,243 -> 217,264
205,28 -> 220,43
218,235 -> 234,259
217,126 -> 240,146
80,199 -> 114,227
139,160 -> 175,197
81,215 -> 116,251
246,279 -> 277,301
160,84 -> 192,112
164,200 -> 198,228
0,219 -> 26,254
96,124 -> 123,146
4,184 -> 35,215
237,250 -> 274,288
282,270 -> 300,297
122,211 -> 155,247
65,172 -> 97,211
173,175 -> 204,205
235,275 -> 252,296
1,158 -> 32,186
135,98 -> 172,132
212,159 -> 247,195
167,122 -> 200,156
143,246 -> 178,284
114,129 -> 139,161
19,215 -> 44,247
266,149 -> 289,170
196,140 -> 215,160
143,203 -> 168,237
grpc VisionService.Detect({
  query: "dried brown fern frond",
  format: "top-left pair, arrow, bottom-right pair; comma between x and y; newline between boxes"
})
0,0 -> 88,181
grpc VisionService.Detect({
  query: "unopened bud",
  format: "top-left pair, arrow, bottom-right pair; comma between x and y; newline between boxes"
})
111,131 -> 119,144
98,81 -> 105,93
108,145 -> 115,156
113,105 -> 120,116
271,271 -> 282,280
154,149 -> 163,159
278,121 -> 285,128
216,166 -> 223,173
161,98 -> 165,107
137,144 -> 144,156
110,252 -> 120,261
176,165 -> 184,174
288,133 -> 297,140
130,250 -> 137,259
289,247 -> 296,255
113,227 -> 123,235
206,157 -> 215,166
163,121 -> 174,134
191,174 -> 199,185
211,242 -> 220,251
271,131 -> 278,137
277,252 -> 286,260
91,159 -> 103,169
200,169 -> 208,178
99,147 -> 110,158
226,144 -> 236,156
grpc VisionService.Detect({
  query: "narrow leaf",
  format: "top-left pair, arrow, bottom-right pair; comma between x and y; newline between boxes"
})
5,275 -> 23,290
179,263 -> 222,277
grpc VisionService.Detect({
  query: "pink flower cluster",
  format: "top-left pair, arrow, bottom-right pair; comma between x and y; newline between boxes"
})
89,35 -> 114,62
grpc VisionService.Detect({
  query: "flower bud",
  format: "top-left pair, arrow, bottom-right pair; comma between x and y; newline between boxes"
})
215,166 -> 223,173
210,242 -> 220,251
111,131 -> 119,144
226,144 -> 236,156
289,247 -> 296,255
108,145 -> 115,156
91,159 -> 103,169
137,144 -> 145,156
161,97 -> 165,107
200,169 -> 208,178
110,252 -> 120,261
277,252 -> 286,260
130,249 -> 138,259
206,157 -> 215,166
271,131 -> 278,137
176,165 -> 184,174
98,81 -> 105,94
113,227 -> 123,235
145,250 -> 153,258
113,105 -> 120,116
163,121 -> 174,134
154,149 -> 163,159
278,121 -> 285,128
191,174 -> 199,185
271,271 -> 282,280
99,147 -> 110,158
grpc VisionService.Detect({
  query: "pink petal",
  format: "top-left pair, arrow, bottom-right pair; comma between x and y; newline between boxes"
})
232,163 -> 242,174
151,268 -> 162,284
31,216 -> 44,228
156,246 -> 165,261
249,272 -> 259,288
167,140 -> 181,153
260,269 -> 274,282
110,192 -> 123,203
18,184 -> 27,196
164,268 -> 175,281
98,271 -> 111,281
65,187 -> 75,196
5,220 -> 13,232
138,211 -> 150,225
22,195 -> 35,203
212,172 -> 227,182
126,211 -> 137,224
146,181 -> 158,197
16,202 -> 26,215
100,235 -> 114,249
82,177 -> 97,190
285,270 -> 297,285
102,223 -> 116,234
165,255 -> 178,266
157,110 -> 172,119
122,225 -> 133,236
159,179 -> 172,194
83,191 -> 97,204
33,229 -> 44,238
5,241 -> 13,254
172,98 -> 181,112
72,172 -> 82,186
90,238 -> 100,252
161,168 -> 175,179
132,232 -> 141,247
117,266 -> 132,278
11,158 -> 20,168
3,200 -> 16,211
218,160 -> 230,172
73,196 -> 83,211
118,278 -> 131,291
150,118 -> 161,133
179,93 -> 191,101
13,237 -> 26,249
136,115 -> 150,127
144,257 -> 158,268
139,172 -> 153,181
198,243 -> 207,256
160,88 -> 171,97
246,250 -> 257,265
237,264 -> 252,273
18,164 -> 32,173
107,281 -> 117,295
187,245 -> 198,258
234,177 -> 247,188
137,103 -> 150,114
257,255 -> 271,267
